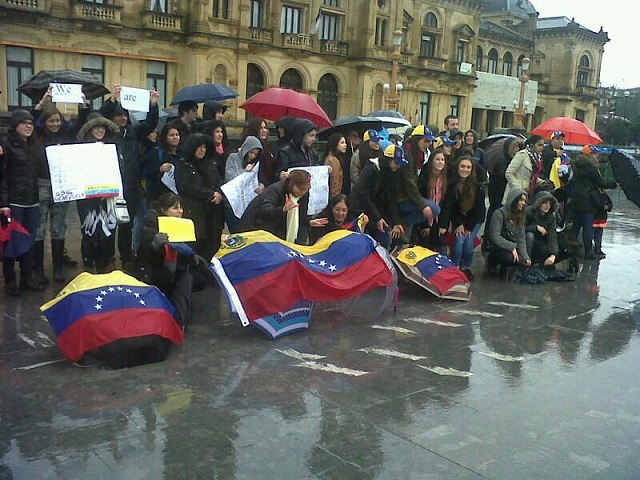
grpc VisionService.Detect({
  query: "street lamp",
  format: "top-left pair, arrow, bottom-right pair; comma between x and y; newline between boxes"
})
385,29 -> 403,111
513,56 -> 530,130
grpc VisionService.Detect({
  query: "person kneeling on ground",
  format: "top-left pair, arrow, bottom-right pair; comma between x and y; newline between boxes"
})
525,191 -> 558,268
485,187 -> 531,276
138,193 -> 209,328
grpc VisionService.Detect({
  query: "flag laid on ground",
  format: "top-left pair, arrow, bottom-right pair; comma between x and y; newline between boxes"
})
210,230 -> 394,332
41,271 -> 184,365
391,245 -> 471,301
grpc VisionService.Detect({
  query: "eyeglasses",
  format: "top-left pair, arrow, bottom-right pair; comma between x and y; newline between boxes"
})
20,120 -> 34,126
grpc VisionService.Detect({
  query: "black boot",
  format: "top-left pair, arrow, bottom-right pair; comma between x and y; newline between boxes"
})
51,239 -> 66,283
62,247 -> 78,267
32,240 -> 49,285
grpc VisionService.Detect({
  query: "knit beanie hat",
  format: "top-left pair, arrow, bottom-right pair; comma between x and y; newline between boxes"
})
9,109 -> 34,129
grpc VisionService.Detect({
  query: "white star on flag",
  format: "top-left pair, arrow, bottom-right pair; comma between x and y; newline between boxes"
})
94,304 -> 102,310
117,286 -> 123,291
139,299 -> 145,305
328,264 -> 337,272
126,288 -> 132,293
133,292 -> 140,298
95,296 -> 103,302
100,290 -> 107,295
108,287 -> 115,292
319,260 -> 327,267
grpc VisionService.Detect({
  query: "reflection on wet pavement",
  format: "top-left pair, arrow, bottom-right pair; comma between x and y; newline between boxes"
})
2,196 -> 639,479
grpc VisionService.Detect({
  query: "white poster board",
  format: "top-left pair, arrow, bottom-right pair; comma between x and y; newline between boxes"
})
50,83 -> 84,104
45,143 -> 123,203
161,165 -> 178,194
220,162 -> 260,218
289,165 -> 330,216
120,86 -> 150,112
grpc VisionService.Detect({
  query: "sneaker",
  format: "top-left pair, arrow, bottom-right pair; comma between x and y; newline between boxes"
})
4,281 -> 19,296
463,268 -> 475,281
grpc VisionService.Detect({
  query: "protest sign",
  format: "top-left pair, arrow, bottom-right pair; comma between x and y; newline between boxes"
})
50,83 -> 83,104
161,165 -> 178,194
288,165 -> 329,216
120,86 -> 150,112
220,162 -> 260,218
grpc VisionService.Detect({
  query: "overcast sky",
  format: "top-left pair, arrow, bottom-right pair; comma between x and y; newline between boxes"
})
533,0 -> 637,89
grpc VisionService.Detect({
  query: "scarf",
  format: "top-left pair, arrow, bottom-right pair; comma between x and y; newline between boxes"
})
215,143 -> 224,155
527,147 -> 543,196
285,196 -> 300,243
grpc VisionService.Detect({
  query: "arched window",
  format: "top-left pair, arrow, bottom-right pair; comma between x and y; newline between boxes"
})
516,55 -> 526,77
373,83 -> 384,111
487,49 -> 498,74
246,63 -> 265,100
317,73 -> 338,120
375,18 -> 388,46
424,12 -> 437,28
502,52 -> 513,76
577,55 -> 591,87
580,55 -> 590,68
279,68 -> 303,92
476,46 -> 483,72
214,64 -> 227,84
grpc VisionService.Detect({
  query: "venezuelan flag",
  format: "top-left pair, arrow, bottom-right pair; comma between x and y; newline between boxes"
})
41,271 -> 184,362
211,230 -> 393,325
394,246 -> 469,296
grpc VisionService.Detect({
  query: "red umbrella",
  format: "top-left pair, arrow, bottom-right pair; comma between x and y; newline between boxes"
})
531,117 -> 603,145
239,87 -> 332,128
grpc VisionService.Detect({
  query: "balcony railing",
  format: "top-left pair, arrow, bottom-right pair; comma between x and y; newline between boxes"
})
320,40 -> 348,56
3,0 -> 45,12
418,56 -> 447,71
249,28 -> 273,44
73,1 -> 122,23
576,85 -> 598,98
282,33 -> 311,49
141,10 -> 182,31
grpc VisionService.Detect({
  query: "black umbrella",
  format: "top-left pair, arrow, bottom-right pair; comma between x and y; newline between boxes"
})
609,149 -> 640,208
317,115 -> 383,140
170,83 -> 238,105
17,69 -> 110,102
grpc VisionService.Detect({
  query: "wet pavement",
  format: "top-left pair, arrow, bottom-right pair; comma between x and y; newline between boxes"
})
2,192 -> 640,480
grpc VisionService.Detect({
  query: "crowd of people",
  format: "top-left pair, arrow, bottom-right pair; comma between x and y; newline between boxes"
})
1,87 -> 618,309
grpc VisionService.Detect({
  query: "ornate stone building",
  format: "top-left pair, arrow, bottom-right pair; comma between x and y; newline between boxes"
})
0,0 -> 609,137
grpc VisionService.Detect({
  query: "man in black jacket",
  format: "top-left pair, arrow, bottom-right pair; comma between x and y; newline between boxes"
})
274,118 -> 318,181
542,130 -> 564,179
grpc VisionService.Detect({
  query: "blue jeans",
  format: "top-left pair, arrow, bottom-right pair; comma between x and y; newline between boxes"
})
450,223 -> 482,269
571,212 -> 594,253
3,205 -> 40,283
397,198 -> 441,240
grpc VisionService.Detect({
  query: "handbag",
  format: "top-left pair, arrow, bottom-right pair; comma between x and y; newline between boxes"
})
106,197 -> 131,224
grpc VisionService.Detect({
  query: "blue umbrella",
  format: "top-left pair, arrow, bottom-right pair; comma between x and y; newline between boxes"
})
170,83 -> 238,105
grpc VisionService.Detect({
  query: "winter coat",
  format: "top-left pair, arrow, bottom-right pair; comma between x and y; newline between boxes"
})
502,147 -> 544,204
525,190 -> 559,256
349,158 -> 400,226
238,179 -> 309,244
274,119 -> 318,181
324,151 -> 344,198
0,131 -> 41,207
175,157 -> 215,241
439,180 -> 486,232
571,156 -> 617,214
141,145 -> 181,203
225,135 -> 262,183
487,187 -> 529,262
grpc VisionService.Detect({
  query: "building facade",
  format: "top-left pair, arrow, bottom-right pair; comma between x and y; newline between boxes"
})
0,0 -> 609,137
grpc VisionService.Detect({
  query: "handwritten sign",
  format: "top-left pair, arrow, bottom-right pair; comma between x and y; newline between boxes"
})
45,143 -> 123,203
120,86 -> 150,112
161,165 -> 178,194
288,165 -> 330,216
50,83 -> 83,104
220,162 -> 260,218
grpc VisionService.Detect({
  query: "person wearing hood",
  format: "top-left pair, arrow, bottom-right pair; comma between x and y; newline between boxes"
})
485,187 -> 531,276
349,142 -> 404,250
274,118 -> 318,182
175,133 -> 224,258
272,116 -> 294,153
142,122 -> 182,203
76,112 -> 122,274
238,169 -> 312,245
571,148 -> 617,260
525,191 -> 559,267
456,129 -> 486,182
243,117 -> 277,187
223,135 -> 264,233
0,109 -> 45,295
99,85 -> 160,269
202,119 -> 229,179
202,100 -> 227,121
